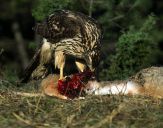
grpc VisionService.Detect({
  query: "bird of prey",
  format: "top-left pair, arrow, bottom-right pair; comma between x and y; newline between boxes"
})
21,10 -> 102,82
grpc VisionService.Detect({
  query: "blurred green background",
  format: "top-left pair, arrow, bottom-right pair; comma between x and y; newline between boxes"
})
0,0 -> 163,81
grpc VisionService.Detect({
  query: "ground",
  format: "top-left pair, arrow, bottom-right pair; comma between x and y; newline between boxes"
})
0,81 -> 163,128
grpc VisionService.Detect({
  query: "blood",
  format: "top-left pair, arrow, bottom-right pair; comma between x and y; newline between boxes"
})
57,71 -> 94,99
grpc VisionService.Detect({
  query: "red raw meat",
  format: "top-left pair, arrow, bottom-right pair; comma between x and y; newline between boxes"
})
58,71 -> 94,99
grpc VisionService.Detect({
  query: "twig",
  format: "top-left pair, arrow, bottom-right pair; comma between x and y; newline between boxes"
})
34,93 -> 43,114
89,103 -> 125,128
0,79 -> 14,86
12,91 -> 44,97
13,112 -> 33,126
13,112 -> 50,127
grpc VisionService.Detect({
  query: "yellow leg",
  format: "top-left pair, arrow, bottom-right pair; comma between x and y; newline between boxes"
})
59,65 -> 64,80
54,51 -> 65,80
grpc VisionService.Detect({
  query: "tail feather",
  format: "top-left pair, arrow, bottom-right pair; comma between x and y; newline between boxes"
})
20,49 -> 41,83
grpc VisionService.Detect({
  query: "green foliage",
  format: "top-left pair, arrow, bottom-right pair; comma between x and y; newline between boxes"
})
32,0 -> 73,21
100,15 -> 157,80
31,0 -> 97,21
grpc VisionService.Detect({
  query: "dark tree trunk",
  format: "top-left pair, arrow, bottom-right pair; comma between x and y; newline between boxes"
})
89,0 -> 93,17
12,21 -> 29,69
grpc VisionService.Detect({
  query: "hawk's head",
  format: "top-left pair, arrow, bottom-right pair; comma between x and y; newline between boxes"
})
34,10 -> 81,41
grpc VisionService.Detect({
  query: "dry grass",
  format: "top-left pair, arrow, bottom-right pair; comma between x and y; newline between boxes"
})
0,81 -> 163,128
